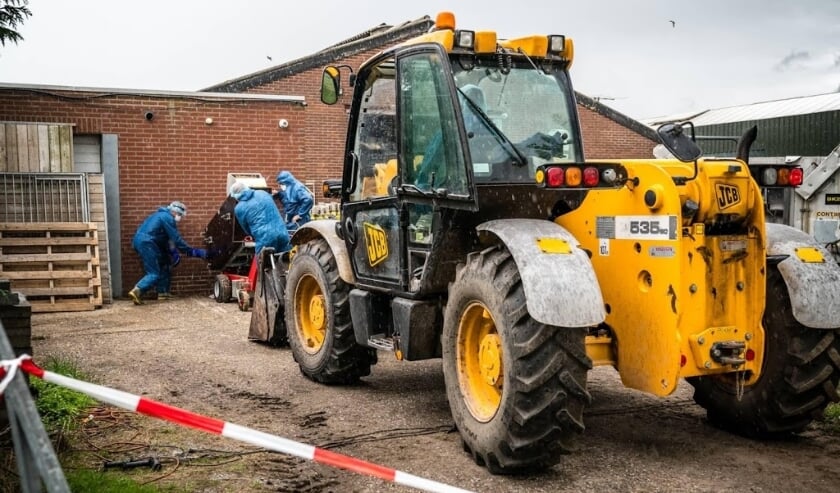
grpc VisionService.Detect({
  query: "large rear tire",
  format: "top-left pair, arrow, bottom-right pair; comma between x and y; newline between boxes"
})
688,267 -> 840,437
442,246 -> 592,474
285,239 -> 375,384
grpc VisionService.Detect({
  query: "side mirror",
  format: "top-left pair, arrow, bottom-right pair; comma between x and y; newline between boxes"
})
322,179 -> 342,198
657,122 -> 702,163
321,66 -> 341,105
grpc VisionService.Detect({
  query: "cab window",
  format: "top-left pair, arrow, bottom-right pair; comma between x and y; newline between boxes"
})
397,51 -> 469,196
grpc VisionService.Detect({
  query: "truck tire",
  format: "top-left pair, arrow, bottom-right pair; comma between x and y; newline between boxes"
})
214,274 -> 232,303
442,245 -> 591,474
286,239 -> 375,384
688,267 -> 840,437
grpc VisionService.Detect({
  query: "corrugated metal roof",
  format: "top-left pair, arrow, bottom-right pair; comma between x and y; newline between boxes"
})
644,92 -> 840,127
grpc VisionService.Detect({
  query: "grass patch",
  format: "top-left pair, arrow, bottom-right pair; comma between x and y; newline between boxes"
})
30,355 -> 96,433
22,357 -> 187,492
824,402 -> 840,434
66,470 -> 186,492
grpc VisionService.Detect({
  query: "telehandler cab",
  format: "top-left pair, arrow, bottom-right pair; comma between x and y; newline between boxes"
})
274,12 -> 840,473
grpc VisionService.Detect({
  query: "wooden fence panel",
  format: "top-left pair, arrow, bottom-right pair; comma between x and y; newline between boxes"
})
4,124 -> 17,172
0,123 -> 74,173
0,125 -> 5,170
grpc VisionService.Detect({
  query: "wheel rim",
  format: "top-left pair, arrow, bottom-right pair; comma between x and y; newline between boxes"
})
295,274 -> 326,355
457,302 -> 503,422
213,280 -> 221,298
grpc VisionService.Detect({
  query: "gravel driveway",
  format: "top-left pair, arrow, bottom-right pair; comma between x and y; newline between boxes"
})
30,296 -> 840,493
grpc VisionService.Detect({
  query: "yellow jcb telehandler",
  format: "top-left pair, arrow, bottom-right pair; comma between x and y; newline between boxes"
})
273,12 -> 840,474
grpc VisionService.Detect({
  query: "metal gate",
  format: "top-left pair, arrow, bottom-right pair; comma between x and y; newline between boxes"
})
0,172 -> 89,223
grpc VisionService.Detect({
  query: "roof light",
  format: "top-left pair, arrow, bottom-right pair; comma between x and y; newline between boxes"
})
435,11 -> 455,31
547,35 -> 566,54
455,30 -> 475,50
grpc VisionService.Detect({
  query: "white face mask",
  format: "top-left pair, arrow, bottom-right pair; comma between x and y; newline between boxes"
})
174,214 -> 182,223
279,184 -> 287,192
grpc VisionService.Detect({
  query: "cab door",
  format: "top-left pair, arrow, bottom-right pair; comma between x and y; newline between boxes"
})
341,45 -> 476,293
394,45 -> 479,294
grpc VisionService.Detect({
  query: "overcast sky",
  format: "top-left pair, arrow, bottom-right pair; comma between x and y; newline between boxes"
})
1,0 -> 838,120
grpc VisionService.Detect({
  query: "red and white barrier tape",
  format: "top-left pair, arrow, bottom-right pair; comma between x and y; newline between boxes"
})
1,355 -> 473,493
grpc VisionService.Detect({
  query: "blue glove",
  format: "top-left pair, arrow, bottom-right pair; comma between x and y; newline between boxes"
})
169,247 -> 181,267
189,248 -> 208,259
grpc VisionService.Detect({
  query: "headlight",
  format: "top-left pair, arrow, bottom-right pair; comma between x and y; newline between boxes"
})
548,35 -> 566,54
455,30 -> 475,50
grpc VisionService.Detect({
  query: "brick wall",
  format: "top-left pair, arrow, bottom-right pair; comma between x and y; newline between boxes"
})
579,107 -> 658,159
0,89 -> 305,295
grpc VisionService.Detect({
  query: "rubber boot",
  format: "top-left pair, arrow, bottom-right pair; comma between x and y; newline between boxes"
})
128,287 -> 144,305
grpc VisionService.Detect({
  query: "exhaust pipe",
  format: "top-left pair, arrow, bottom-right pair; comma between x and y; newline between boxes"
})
736,125 -> 758,164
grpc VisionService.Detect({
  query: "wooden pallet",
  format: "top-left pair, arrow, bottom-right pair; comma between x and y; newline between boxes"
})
0,222 -> 103,312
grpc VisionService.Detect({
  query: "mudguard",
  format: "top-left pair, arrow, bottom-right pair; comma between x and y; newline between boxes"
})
477,219 -> 605,327
291,220 -> 356,285
766,223 -> 840,329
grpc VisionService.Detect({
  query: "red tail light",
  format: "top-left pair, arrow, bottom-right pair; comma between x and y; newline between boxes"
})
546,167 -> 565,187
536,163 -> 626,189
789,167 -> 803,186
583,167 -> 599,187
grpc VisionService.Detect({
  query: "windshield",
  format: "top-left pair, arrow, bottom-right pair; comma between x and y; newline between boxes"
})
452,56 -> 581,183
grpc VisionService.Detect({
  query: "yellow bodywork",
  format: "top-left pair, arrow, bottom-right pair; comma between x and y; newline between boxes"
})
563,159 -> 767,396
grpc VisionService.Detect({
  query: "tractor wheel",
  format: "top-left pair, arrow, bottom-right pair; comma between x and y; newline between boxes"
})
688,267 -> 840,437
285,239 -> 375,384
214,274 -> 232,303
442,245 -> 591,474
237,290 -> 251,312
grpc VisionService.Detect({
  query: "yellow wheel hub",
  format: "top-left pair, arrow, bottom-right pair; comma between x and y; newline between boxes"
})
457,302 -> 503,422
295,274 -> 326,354
479,333 -> 502,386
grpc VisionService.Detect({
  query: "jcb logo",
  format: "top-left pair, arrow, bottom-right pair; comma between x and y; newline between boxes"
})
364,222 -> 389,267
715,184 -> 741,210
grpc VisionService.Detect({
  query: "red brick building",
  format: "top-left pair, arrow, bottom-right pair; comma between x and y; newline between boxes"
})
0,15 -> 656,299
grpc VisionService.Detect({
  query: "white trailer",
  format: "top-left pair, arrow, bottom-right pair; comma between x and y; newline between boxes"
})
754,144 -> 840,261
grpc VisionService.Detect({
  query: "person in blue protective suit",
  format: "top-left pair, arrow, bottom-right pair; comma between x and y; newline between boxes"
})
229,181 -> 291,292
274,171 -> 313,232
230,182 -> 290,254
128,201 -> 207,305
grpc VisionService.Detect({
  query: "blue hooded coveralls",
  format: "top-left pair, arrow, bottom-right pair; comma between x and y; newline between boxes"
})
132,207 -> 194,293
276,171 -> 313,232
233,188 -> 291,253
